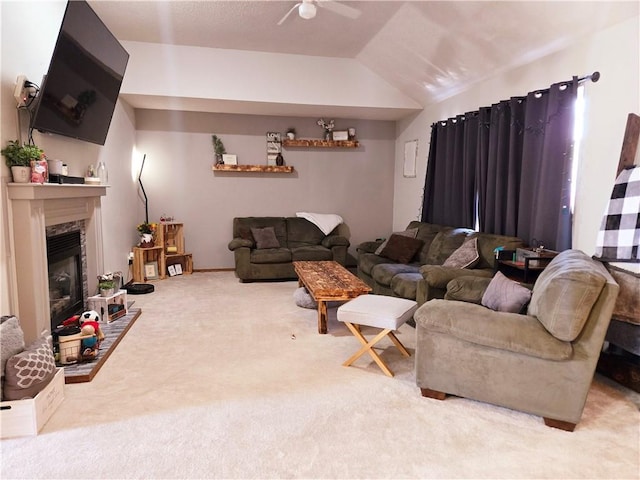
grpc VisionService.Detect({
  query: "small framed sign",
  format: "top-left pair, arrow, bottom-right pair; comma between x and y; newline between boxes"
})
332,130 -> 349,141
144,261 -> 159,280
222,154 -> 237,165
403,139 -> 418,178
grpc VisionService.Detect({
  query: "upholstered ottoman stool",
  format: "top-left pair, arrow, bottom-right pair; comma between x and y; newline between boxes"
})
337,295 -> 417,377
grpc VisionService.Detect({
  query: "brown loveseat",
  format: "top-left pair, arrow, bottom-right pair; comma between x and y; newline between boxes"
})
228,217 -> 349,282
414,250 -> 619,431
356,221 -> 524,305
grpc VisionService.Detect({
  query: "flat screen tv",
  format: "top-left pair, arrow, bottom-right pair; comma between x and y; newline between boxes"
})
30,0 -> 129,146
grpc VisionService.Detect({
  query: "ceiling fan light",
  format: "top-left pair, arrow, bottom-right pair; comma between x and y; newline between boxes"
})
299,2 -> 316,20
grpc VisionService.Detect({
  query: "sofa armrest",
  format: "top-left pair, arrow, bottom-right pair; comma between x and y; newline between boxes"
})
322,235 -> 349,248
357,240 -> 383,254
228,238 -> 254,251
420,265 -> 494,289
445,276 -> 493,304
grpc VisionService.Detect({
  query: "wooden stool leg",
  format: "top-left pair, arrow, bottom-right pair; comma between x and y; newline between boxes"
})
342,323 -> 394,377
387,331 -> 410,357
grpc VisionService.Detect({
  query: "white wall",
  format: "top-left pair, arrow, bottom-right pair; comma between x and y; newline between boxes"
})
393,15 -> 640,263
134,110 -> 395,268
1,1 -> 139,316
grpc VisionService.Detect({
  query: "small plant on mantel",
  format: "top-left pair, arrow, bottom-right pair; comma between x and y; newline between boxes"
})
1,140 -> 44,167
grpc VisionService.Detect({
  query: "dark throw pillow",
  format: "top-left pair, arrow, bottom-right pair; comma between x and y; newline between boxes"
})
379,234 -> 424,264
250,227 -> 280,249
375,227 -> 418,255
443,236 -> 480,269
481,271 -> 532,313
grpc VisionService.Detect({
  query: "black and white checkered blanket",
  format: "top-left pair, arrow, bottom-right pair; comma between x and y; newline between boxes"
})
595,165 -> 640,261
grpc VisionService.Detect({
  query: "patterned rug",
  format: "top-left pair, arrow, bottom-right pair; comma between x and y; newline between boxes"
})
61,308 -> 141,384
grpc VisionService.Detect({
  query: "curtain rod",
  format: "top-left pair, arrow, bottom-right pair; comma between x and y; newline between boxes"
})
433,71 -> 601,126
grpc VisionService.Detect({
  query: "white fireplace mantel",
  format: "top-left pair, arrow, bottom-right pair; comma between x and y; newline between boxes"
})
8,183 -> 107,343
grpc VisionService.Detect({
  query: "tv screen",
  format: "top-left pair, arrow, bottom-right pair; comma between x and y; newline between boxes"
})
30,0 -> 129,146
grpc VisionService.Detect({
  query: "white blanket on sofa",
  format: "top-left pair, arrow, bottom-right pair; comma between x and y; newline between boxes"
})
296,212 -> 343,235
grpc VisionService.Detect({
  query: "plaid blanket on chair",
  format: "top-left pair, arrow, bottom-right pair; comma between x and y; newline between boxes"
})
595,165 -> 640,261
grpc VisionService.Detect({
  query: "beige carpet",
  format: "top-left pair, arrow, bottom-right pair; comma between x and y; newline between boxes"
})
1,272 -> 639,479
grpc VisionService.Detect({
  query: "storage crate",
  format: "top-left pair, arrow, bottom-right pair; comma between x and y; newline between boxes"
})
0,368 -> 65,438
87,289 -> 128,323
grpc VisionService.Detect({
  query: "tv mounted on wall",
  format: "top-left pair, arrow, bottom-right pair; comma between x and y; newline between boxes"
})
30,0 -> 129,146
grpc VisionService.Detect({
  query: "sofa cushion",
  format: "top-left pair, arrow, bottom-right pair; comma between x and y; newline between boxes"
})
528,250 -> 607,342
251,227 -> 280,249
424,228 -> 473,265
408,222 -> 447,265
379,234 -> 424,264
358,252 -> 395,276
445,276 -> 493,304
416,299 -> 573,361
1,316 -> 25,382
391,272 -> 423,300
291,245 -> 333,262
375,228 -> 418,255
286,217 -> 325,248
295,212 -> 343,235
234,217 -> 287,246
371,263 -> 421,287
421,265 -> 494,289
481,271 -> 532,313
250,248 -> 292,264
443,236 -> 480,269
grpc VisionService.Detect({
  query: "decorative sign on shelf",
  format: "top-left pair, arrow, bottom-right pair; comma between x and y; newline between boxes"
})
266,132 -> 282,166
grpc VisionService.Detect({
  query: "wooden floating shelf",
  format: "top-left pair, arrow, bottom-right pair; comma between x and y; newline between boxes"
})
212,164 -> 294,173
282,139 -> 360,148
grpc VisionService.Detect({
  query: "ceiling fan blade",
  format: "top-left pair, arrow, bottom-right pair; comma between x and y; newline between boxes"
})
316,0 -> 361,20
277,2 -> 302,26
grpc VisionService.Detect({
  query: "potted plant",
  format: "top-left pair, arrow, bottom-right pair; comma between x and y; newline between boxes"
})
137,221 -> 157,247
98,273 -> 116,297
1,140 -> 44,183
212,135 -> 226,164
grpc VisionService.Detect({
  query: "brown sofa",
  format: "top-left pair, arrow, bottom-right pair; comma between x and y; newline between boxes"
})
414,250 -> 619,431
228,217 -> 349,282
356,221 -> 523,305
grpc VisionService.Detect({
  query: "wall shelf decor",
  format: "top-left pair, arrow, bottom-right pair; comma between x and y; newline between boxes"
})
212,164 -> 294,173
282,139 -> 359,148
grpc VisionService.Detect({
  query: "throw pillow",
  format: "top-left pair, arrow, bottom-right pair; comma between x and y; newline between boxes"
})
379,234 -> 424,264
1,316 -> 25,380
375,228 -> 419,255
481,271 -> 532,313
443,236 -> 480,269
3,336 -> 56,401
250,227 -> 280,249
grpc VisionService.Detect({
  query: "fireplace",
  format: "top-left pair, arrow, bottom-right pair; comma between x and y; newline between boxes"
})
47,230 -> 85,330
7,183 -> 106,343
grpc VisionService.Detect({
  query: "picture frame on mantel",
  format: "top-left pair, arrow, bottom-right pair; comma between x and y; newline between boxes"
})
404,139 -> 418,178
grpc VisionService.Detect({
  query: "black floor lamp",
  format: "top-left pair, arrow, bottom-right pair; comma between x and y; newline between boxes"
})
138,153 -> 148,224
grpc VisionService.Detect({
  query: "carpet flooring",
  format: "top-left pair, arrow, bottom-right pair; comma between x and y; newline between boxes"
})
1,271 -> 638,479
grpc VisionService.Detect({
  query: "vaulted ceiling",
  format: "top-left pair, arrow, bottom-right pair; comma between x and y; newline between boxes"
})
89,1 -> 638,117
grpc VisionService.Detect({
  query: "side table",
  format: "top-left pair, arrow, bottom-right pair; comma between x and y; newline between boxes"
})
496,249 -> 558,283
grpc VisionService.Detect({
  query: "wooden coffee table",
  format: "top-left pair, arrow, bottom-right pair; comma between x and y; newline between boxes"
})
293,260 -> 372,334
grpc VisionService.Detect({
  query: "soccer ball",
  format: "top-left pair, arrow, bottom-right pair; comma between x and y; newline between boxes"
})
80,310 -> 101,324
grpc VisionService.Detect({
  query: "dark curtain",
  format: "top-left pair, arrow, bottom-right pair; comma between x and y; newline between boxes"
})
422,78 -> 577,251
421,114 -> 477,228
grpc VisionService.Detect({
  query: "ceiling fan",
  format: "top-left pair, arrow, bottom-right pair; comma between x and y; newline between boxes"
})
277,0 -> 362,26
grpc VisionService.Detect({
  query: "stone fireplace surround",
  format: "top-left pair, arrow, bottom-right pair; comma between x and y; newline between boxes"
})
7,183 -> 106,343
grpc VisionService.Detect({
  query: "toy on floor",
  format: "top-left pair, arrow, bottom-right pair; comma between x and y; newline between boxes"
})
77,311 -> 105,360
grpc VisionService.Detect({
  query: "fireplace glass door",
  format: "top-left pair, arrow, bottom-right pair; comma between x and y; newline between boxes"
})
47,231 -> 84,330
